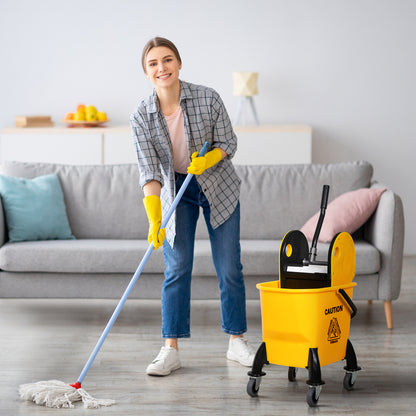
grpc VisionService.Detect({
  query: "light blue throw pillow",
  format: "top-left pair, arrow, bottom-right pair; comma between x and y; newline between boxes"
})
0,173 -> 75,242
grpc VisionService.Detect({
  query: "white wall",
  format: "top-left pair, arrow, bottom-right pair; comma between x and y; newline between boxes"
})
0,0 -> 415,254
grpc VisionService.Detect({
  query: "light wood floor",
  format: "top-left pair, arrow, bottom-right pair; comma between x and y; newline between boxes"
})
2,257 -> 416,415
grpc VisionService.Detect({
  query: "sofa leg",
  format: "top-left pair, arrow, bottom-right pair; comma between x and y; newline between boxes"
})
384,300 -> 393,329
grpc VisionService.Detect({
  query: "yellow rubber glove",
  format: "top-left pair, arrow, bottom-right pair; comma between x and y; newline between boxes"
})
187,148 -> 223,175
143,195 -> 166,249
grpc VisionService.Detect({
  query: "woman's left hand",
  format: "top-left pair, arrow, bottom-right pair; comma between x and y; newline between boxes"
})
187,148 -> 223,175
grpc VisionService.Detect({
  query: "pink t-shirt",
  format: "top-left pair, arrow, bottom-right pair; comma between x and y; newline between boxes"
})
164,106 -> 189,174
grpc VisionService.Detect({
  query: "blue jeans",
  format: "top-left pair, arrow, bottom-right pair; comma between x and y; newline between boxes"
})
161,173 -> 246,338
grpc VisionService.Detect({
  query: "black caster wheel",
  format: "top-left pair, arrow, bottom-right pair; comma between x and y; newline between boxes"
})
288,367 -> 297,382
343,371 -> 357,391
306,385 -> 321,407
247,377 -> 261,397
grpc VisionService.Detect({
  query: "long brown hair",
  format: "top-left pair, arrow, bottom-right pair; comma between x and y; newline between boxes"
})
141,37 -> 182,73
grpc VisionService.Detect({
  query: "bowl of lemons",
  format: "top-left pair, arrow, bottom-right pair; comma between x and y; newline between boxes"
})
63,104 -> 109,127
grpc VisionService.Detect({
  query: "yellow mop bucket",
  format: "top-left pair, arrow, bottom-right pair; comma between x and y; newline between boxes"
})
258,280 -> 355,368
247,185 -> 361,407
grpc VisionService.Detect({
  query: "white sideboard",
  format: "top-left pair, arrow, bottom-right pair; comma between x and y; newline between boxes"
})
233,124 -> 311,165
0,126 -> 135,165
0,124 -> 312,165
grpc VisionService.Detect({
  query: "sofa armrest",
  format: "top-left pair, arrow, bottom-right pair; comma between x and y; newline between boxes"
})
363,183 -> 405,301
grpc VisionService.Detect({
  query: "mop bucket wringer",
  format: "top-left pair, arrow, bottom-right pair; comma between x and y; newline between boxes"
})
247,185 -> 361,407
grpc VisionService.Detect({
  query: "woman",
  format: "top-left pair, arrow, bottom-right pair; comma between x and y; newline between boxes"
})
130,37 -> 254,376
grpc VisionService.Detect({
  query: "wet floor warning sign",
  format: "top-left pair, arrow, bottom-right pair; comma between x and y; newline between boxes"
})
328,317 -> 341,343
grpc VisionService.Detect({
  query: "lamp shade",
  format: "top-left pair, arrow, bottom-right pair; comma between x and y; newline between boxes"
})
232,72 -> 259,96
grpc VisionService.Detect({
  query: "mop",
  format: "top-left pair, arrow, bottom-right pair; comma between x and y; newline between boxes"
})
19,142 -> 210,409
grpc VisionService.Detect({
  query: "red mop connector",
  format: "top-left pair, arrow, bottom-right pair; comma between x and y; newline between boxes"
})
70,382 -> 82,389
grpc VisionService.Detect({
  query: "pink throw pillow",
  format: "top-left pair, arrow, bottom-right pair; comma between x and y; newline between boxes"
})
300,187 -> 387,242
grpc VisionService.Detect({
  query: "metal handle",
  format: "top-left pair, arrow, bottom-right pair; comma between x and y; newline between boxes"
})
197,141 -> 210,157
309,184 -> 330,262
320,184 -> 330,210
75,141 -> 210,385
338,288 -> 357,318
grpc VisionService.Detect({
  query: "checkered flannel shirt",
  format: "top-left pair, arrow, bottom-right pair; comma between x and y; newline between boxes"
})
130,80 -> 241,247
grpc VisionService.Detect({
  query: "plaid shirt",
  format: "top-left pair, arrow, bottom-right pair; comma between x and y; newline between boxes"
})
130,80 -> 241,246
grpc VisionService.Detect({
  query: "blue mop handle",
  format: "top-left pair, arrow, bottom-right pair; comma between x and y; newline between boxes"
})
76,141 -> 210,385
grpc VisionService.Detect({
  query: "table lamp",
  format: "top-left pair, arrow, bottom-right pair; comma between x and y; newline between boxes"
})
232,72 -> 259,126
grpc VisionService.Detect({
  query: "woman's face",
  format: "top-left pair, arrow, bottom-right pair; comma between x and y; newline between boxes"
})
145,46 -> 181,90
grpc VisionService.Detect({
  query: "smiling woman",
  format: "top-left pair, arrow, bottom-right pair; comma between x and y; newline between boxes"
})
144,46 -> 182,114
130,36 -> 256,378
141,37 -> 182,73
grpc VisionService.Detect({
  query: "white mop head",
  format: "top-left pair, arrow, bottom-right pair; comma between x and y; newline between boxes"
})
19,380 -> 115,409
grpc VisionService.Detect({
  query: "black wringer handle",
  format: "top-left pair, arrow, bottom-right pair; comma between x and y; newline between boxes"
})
309,185 -> 330,263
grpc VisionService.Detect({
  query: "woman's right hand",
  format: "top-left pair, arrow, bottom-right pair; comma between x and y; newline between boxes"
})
143,195 -> 166,249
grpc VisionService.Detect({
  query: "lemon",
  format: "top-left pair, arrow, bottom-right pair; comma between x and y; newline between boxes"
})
86,105 -> 97,114
74,111 -> 86,121
97,111 -> 107,121
86,112 -> 98,121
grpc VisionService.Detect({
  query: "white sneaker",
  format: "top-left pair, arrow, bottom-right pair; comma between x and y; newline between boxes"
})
146,346 -> 181,376
226,337 -> 255,367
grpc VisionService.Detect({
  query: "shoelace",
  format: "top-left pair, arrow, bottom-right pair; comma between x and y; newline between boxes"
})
234,338 -> 255,357
152,347 -> 172,363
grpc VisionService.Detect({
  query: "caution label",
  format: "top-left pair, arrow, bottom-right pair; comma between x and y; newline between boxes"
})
327,317 -> 341,343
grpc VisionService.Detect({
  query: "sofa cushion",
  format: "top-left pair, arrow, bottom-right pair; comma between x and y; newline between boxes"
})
0,239 -> 165,273
0,238 -> 380,276
300,187 -> 387,242
0,173 -> 74,242
0,162 -> 147,239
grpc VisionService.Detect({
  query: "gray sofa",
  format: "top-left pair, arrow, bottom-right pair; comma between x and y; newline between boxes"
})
0,161 -> 404,329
